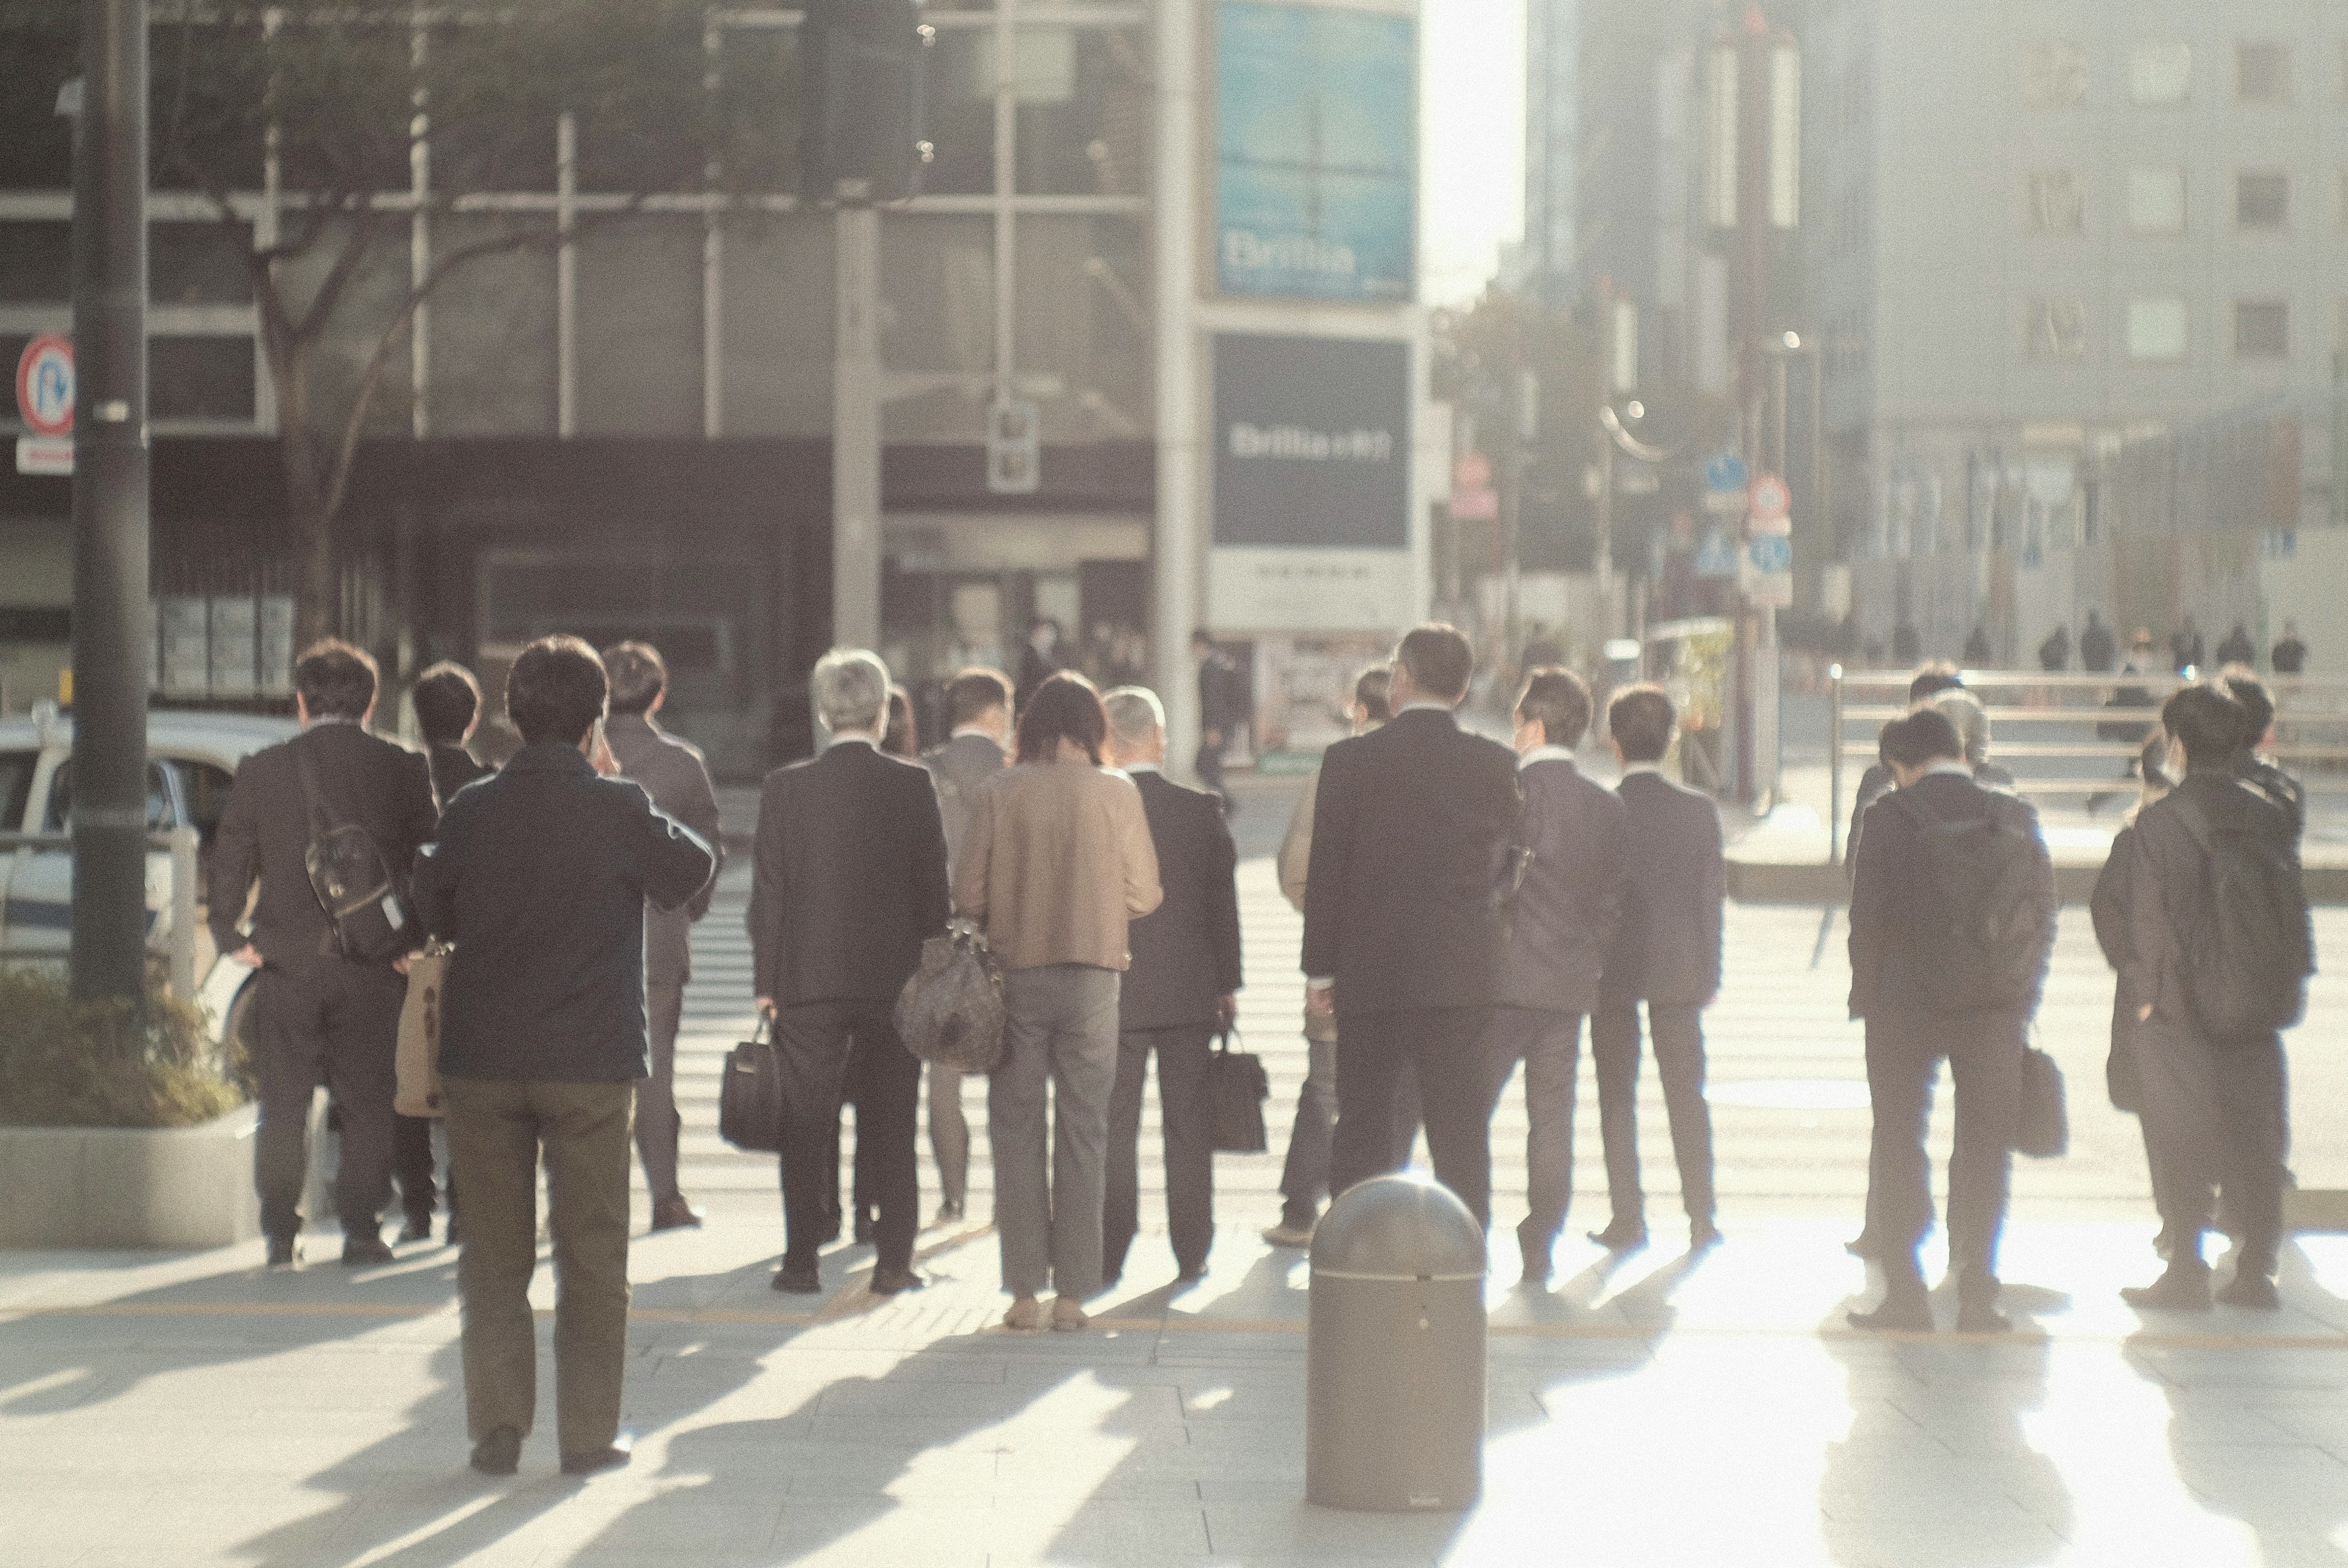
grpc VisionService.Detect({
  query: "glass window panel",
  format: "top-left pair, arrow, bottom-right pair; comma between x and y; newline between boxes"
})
2237,171 -> 2289,230
2127,169 -> 2187,234
923,28 -> 999,196
718,213 -> 834,436
152,222 -> 254,306
2238,42 -> 2290,104
428,215 -> 557,435
881,214 -> 993,441
0,222 -> 71,303
1014,27 -> 1152,196
150,336 -> 256,421
1013,213 -> 1152,443
2023,298 -> 2087,360
2125,298 -> 2187,361
2127,43 -> 2191,105
575,218 -> 702,435
2025,170 -> 2083,234
2234,300 -> 2288,358
2022,41 -> 2087,107
718,24 -> 801,193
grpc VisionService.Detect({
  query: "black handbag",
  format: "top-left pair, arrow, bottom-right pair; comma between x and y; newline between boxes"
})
718,1017 -> 783,1154
1206,1029 -> 1269,1155
2017,1043 -> 2069,1159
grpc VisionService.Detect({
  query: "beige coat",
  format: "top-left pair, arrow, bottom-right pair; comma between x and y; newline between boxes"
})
954,756 -> 1162,971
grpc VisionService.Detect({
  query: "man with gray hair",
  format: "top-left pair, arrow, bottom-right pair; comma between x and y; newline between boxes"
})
750,649 -> 951,1296
1099,686 -> 1242,1286
1927,688 -> 2015,792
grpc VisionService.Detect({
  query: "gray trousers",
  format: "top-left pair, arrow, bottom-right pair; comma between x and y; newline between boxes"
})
1277,1006 -> 1423,1229
1590,995 -> 1717,1228
2138,1015 -> 2286,1276
1486,1006 -> 1586,1248
632,977 -> 686,1205
253,959 -> 405,1242
929,1064 -> 970,1209
988,964 -> 1121,1300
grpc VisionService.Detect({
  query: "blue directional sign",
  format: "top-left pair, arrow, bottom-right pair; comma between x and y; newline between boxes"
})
1703,451 -> 1748,496
1748,534 -> 1793,575
1694,526 -> 1739,579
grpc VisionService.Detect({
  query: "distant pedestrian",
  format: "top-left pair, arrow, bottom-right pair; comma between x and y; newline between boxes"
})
209,639 -> 438,1270
1844,661 -> 1963,875
882,684 -> 920,759
2170,616 -> 2204,675
2215,624 -> 2255,670
1589,685 -> 1723,1257
956,672 -> 1163,1331
1304,625 -> 1522,1228
1847,706 -> 2056,1333
1486,668 -> 1626,1283
920,667 -> 1017,1225
1927,689 -> 2017,792
601,641 -> 723,1235
1962,624 -> 1992,667
2116,683 -> 2311,1313
1100,686 -> 1242,1288
416,635 -> 714,1477
1264,664 -> 1425,1248
749,650 -> 950,1299
2091,732 -> 2179,1254
2270,621 -> 2306,676
1192,630 -> 1250,810
406,659 -> 492,1242
2037,626 -> 2070,672
2078,611 -> 2115,674
1015,619 -> 1065,713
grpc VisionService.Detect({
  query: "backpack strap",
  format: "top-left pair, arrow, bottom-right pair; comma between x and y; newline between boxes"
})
291,737 -> 336,838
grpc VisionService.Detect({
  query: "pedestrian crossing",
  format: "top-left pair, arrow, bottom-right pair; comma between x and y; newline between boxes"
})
662,855 -> 2332,1243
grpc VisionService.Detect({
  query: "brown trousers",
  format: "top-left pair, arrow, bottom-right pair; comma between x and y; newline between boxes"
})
445,1078 -> 635,1457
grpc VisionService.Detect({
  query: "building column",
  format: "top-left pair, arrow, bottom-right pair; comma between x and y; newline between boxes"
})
1152,0 -> 1202,775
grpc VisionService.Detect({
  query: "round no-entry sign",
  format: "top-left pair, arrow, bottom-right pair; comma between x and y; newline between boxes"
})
1748,471 -> 1790,522
16,335 -> 73,437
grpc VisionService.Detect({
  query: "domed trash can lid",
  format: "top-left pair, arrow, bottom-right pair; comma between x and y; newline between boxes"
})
1310,1174 -> 1486,1282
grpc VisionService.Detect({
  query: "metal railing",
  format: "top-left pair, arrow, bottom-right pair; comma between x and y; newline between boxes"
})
1827,668 -> 2348,865
0,827 -> 202,998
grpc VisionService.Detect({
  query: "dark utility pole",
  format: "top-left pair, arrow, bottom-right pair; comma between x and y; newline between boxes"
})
67,0 -> 150,1004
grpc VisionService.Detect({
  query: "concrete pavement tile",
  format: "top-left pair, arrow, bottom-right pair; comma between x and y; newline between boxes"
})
766,1496 -> 994,1566
1200,1501 -> 1462,1562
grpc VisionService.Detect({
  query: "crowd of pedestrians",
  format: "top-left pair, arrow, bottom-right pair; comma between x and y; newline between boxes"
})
199,616 -> 2319,1477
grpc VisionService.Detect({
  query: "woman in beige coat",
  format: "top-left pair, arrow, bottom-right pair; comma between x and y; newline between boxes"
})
954,672 -> 1162,1330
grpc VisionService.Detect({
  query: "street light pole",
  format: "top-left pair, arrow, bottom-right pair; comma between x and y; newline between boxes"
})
67,0 -> 150,1005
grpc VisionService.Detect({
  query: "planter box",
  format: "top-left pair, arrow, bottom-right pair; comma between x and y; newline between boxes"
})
0,1105 -> 260,1248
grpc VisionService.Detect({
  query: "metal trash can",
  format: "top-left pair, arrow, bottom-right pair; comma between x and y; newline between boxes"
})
1306,1173 -> 1486,1512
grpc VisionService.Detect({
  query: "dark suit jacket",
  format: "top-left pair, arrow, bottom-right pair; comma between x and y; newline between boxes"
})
923,730 -> 1008,872
427,743 -> 490,811
606,710 -> 725,987
414,742 -> 715,1081
1301,707 -> 1523,1015
1602,768 -> 1725,1007
1198,650 -> 1249,737
1847,770 -> 2056,1020
207,721 -> 439,968
1501,756 -> 1626,1014
2121,767 -> 2309,1033
748,738 -> 951,1009
1121,768 -> 1242,1031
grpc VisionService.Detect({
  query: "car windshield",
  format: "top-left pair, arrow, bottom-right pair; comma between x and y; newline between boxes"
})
40,758 -> 181,833
0,751 -> 36,834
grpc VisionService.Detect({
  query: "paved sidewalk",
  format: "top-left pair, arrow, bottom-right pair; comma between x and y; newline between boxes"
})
6,1214 -> 2348,1567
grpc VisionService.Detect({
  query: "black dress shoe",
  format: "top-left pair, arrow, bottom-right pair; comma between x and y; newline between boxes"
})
853,1215 -> 876,1245
1690,1221 -> 1724,1253
560,1430 -> 633,1476
1587,1221 -> 1648,1253
1847,1293 -> 1934,1333
772,1263 -> 821,1294
265,1235 -> 301,1270
342,1235 -> 396,1267
1175,1263 -> 1208,1285
1519,1234 -> 1553,1286
2216,1272 -> 2281,1311
2122,1263 -> 2213,1312
871,1267 -> 925,1296
470,1426 -> 522,1476
397,1215 -> 435,1246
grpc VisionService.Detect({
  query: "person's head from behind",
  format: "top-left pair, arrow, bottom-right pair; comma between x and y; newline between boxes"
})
505,635 -> 608,748
943,666 -> 1014,745
1191,628 -> 1214,655
1877,706 -> 1965,787
1907,660 -> 1962,705
1608,684 -> 1677,765
1351,664 -> 1392,732
812,647 -> 891,738
412,661 -> 481,748
1028,617 -> 1059,652
2138,727 -> 2177,812
883,685 -> 918,758
1512,667 -> 1592,756
2161,681 -> 2246,771
1101,686 -> 1167,768
2219,664 -> 2275,753
1016,670 -> 1108,765
1389,624 -> 1474,710
295,638 -> 378,726
602,641 -> 668,718
1927,688 -> 1992,768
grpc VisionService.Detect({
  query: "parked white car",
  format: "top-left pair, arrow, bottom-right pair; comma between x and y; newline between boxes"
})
0,704 -> 297,982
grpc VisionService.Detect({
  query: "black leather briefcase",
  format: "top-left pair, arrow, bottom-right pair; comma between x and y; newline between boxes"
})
1207,1029 -> 1269,1155
718,1017 -> 783,1155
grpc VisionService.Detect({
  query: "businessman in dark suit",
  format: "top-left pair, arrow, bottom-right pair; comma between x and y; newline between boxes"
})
209,639 -> 439,1269
1589,685 -> 1726,1254
1305,624 -> 1523,1227
415,635 -> 715,1477
750,649 -> 952,1297
1489,667 -> 1626,1283
1099,686 -> 1242,1285
602,641 -> 725,1233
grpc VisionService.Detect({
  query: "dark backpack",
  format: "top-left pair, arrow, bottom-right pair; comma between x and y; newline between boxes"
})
2171,791 -> 2311,1042
294,743 -> 412,966
1893,789 -> 2048,1015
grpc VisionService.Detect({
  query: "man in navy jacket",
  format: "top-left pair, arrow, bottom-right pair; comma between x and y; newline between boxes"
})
415,636 -> 714,1479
